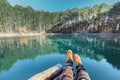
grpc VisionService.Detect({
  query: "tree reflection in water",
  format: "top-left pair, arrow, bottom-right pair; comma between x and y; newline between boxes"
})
0,36 -> 59,72
48,35 -> 120,70
0,35 -> 120,73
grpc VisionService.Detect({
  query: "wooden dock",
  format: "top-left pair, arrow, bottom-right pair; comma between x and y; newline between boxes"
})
29,64 -> 63,80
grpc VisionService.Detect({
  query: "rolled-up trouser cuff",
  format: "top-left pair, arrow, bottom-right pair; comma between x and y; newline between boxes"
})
75,65 -> 91,80
65,61 -> 73,67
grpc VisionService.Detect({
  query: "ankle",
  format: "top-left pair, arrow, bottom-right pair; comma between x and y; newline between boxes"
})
66,60 -> 73,63
76,63 -> 82,67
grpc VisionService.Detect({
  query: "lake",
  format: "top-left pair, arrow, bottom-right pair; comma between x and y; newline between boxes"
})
0,34 -> 120,80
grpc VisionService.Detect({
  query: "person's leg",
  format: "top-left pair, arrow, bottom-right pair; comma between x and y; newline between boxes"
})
74,54 -> 91,80
54,50 -> 74,80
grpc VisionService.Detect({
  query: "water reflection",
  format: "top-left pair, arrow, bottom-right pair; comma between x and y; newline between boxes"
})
0,35 -> 120,79
48,35 -> 120,70
0,36 -> 59,72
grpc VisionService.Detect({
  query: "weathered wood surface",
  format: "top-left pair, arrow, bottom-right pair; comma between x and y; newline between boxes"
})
29,64 -> 63,80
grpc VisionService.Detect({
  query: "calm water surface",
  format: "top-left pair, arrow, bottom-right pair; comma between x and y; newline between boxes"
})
0,34 -> 120,80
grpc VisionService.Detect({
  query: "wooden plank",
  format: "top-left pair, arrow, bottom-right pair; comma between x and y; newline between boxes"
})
29,64 -> 63,80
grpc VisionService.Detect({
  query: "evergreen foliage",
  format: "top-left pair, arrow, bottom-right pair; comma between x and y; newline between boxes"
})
0,0 -> 120,33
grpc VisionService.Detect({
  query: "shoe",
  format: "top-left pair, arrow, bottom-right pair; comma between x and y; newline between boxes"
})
73,54 -> 82,66
66,50 -> 73,62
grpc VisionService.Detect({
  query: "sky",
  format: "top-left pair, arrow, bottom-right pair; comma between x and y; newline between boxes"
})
7,0 -> 120,12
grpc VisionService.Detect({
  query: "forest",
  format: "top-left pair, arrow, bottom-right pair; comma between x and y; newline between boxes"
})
0,0 -> 120,33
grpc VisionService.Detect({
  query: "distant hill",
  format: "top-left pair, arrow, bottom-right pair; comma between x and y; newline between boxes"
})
0,0 -> 120,33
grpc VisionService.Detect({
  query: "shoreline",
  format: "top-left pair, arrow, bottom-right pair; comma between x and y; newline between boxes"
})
72,32 -> 120,36
0,33 -> 45,38
0,32 -> 120,38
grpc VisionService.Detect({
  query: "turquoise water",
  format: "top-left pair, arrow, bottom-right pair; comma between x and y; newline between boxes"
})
0,34 -> 120,80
